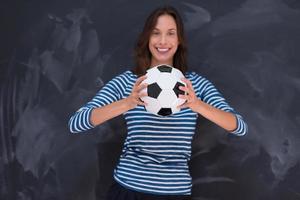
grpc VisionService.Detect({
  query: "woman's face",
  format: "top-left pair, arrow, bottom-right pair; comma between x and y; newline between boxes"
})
149,14 -> 179,67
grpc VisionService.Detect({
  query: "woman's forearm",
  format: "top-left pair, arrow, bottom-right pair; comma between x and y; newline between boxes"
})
193,99 -> 237,132
90,98 -> 131,126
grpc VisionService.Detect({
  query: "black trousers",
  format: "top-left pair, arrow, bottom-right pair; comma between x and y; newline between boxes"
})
106,180 -> 191,200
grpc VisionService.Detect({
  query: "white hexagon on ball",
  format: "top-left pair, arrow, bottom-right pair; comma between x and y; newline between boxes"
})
143,96 -> 161,114
143,68 -> 159,85
157,73 -> 177,90
157,89 -> 178,108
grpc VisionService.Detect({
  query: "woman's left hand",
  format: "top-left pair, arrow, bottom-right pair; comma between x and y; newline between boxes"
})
177,78 -> 200,112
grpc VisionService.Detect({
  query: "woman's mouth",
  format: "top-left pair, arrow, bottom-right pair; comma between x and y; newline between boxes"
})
156,47 -> 170,53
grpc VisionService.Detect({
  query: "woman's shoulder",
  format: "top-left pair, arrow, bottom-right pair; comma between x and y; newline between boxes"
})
113,70 -> 137,79
108,70 -> 137,86
125,70 -> 138,76
185,71 -> 207,81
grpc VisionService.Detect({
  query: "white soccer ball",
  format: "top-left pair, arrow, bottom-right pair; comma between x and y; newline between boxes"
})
140,64 -> 187,116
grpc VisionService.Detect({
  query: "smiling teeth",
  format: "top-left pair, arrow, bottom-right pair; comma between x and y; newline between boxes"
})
157,48 -> 169,52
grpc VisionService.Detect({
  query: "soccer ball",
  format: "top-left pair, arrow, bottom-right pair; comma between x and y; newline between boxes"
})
140,64 -> 186,116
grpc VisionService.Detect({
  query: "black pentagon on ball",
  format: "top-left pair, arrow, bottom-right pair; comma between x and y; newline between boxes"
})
157,65 -> 172,73
158,108 -> 172,116
173,82 -> 185,97
148,82 -> 162,98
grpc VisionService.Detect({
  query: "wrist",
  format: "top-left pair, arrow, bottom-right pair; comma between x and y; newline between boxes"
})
121,97 -> 134,111
191,99 -> 203,112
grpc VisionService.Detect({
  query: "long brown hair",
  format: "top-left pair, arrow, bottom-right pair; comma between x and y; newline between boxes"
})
133,6 -> 188,76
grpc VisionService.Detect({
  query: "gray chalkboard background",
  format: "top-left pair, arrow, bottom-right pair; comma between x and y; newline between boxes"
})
1,0 -> 300,199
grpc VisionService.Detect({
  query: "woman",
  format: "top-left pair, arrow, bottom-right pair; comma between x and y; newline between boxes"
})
69,5 -> 247,200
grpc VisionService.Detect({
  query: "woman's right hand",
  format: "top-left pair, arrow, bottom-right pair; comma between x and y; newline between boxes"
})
124,75 -> 148,109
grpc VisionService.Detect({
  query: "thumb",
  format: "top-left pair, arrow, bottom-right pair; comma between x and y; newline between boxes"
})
178,103 -> 188,109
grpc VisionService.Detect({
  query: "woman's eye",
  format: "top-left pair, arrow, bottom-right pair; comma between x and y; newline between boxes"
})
152,32 -> 160,35
168,32 -> 176,36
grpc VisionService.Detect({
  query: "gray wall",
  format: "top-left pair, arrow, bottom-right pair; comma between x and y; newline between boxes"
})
1,0 -> 300,199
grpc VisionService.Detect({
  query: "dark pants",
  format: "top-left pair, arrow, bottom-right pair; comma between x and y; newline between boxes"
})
106,180 -> 191,200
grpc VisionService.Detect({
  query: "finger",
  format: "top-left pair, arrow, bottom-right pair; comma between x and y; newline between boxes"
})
181,81 -> 196,97
135,75 -> 147,86
180,79 -> 190,92
179,86 -> 189,92
137,99 -> 148,106
180,86 -> 196,99
133,76 -> 147,92
132,83 -> 147,95
181,78 -> 193,89
137,83 -> 148,92
139,92 -> 148,98
179,94 -> 189,101
177,103 -> 188,109
185,79 -> 194,90
138,101 -> 148,106
181,78 -> 188,84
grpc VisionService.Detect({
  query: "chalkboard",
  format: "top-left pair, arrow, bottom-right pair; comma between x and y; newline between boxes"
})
1,0 -> 300,199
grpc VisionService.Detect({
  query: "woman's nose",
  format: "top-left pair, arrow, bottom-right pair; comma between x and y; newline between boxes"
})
159,35 -> 167,45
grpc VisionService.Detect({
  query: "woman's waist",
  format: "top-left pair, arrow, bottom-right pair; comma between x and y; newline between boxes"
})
120,147 -> 191,166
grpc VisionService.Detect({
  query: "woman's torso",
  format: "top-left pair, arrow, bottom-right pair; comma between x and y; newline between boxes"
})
113,70 -> 199,195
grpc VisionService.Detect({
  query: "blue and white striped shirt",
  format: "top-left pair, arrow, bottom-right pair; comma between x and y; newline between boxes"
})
69,70 -> 247,195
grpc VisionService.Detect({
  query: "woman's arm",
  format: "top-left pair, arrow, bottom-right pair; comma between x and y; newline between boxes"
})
179,77 -> 247,136
191,100 -> 237,132
90,77 -> 147,126
69,73 -> 147,133
89,98 -> 130,127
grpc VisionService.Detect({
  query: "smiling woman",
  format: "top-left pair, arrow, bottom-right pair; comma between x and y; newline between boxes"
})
68,5 -> 247,200
148,15 -> 179,66
133,6 -> 188,76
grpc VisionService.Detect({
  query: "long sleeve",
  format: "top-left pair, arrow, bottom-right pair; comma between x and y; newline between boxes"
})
68,71 -> 130,133
191,72 -> 248,136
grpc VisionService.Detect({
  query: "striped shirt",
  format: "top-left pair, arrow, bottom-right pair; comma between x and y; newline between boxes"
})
69,70 -> 247,195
